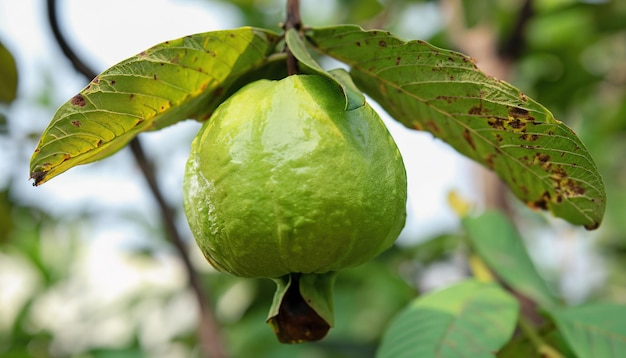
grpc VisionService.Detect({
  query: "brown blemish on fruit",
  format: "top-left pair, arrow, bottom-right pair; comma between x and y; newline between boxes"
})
71,94 -> 86,107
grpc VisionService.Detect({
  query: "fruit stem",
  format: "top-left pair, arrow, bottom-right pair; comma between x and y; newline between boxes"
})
284,0 -> 301,75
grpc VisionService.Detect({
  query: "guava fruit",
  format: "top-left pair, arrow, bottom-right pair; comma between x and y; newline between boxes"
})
183,74 -> 407,342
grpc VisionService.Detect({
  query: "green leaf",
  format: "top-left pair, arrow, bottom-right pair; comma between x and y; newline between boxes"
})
30,27 -> 280,186
285,29 -> 364,110
377,280 -> 519,358
463,211 -> 561,309
551,303 -> 626,358
307,25 -> 605,230
0,41 -> 18,104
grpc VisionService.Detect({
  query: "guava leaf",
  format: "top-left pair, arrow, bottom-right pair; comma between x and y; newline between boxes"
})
550,303 -> 626,357
307,25 -> 605,230
463,211 -> 561,309
30,27 -> 280,186
0,41 -> 18,104
285,29 -> 364,110
377,280 -> 519,358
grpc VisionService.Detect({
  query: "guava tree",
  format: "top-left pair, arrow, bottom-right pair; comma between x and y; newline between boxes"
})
27,0 -> 624,357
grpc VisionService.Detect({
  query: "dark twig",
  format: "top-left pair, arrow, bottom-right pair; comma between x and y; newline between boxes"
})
46,1 -> 225,356
284,0 -> 301,75
499,0 -> 534,60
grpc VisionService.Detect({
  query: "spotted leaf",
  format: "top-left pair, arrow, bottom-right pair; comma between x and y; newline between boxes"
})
30,27 -> 281,186
308,25 -> 605,229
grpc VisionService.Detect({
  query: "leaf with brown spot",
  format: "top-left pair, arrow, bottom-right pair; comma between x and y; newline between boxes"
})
30,27 -> 282,186
308,25 -> 605,229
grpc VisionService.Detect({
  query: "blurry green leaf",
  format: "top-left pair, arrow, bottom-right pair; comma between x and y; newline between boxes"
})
0,191 -> 13,243
308,25 -> 606,230
30,27 -> 280,186
551,303 -> 626,358
377,280 -> 519,358
497,327 -> 575,358
464,210 -> 561,309
338,0 -> 383,23
285,29 -> 364,110
0,41 -> 18,104
401,233 -> 462,266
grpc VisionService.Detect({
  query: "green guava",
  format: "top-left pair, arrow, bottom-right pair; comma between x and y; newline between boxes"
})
183,74 -> 407,342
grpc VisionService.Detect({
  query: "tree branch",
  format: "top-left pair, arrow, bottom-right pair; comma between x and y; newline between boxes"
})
45,1 -> 225,356
284,0 -> 301,75
499,0 -> 534,60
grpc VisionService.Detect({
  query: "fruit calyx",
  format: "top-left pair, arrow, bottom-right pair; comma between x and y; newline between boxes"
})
267,272 -> 337,343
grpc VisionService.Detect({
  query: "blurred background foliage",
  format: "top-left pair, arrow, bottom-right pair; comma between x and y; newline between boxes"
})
0,0 -> 625,357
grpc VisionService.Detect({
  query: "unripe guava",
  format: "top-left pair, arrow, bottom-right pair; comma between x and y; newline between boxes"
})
183,75 -> 406,279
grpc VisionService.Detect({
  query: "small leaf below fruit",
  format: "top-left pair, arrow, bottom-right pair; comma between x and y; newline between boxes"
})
267,272 -> 336,343
308,25 -> 606,230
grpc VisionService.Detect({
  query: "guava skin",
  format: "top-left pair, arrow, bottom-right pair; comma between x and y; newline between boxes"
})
184,75 -> 407,278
